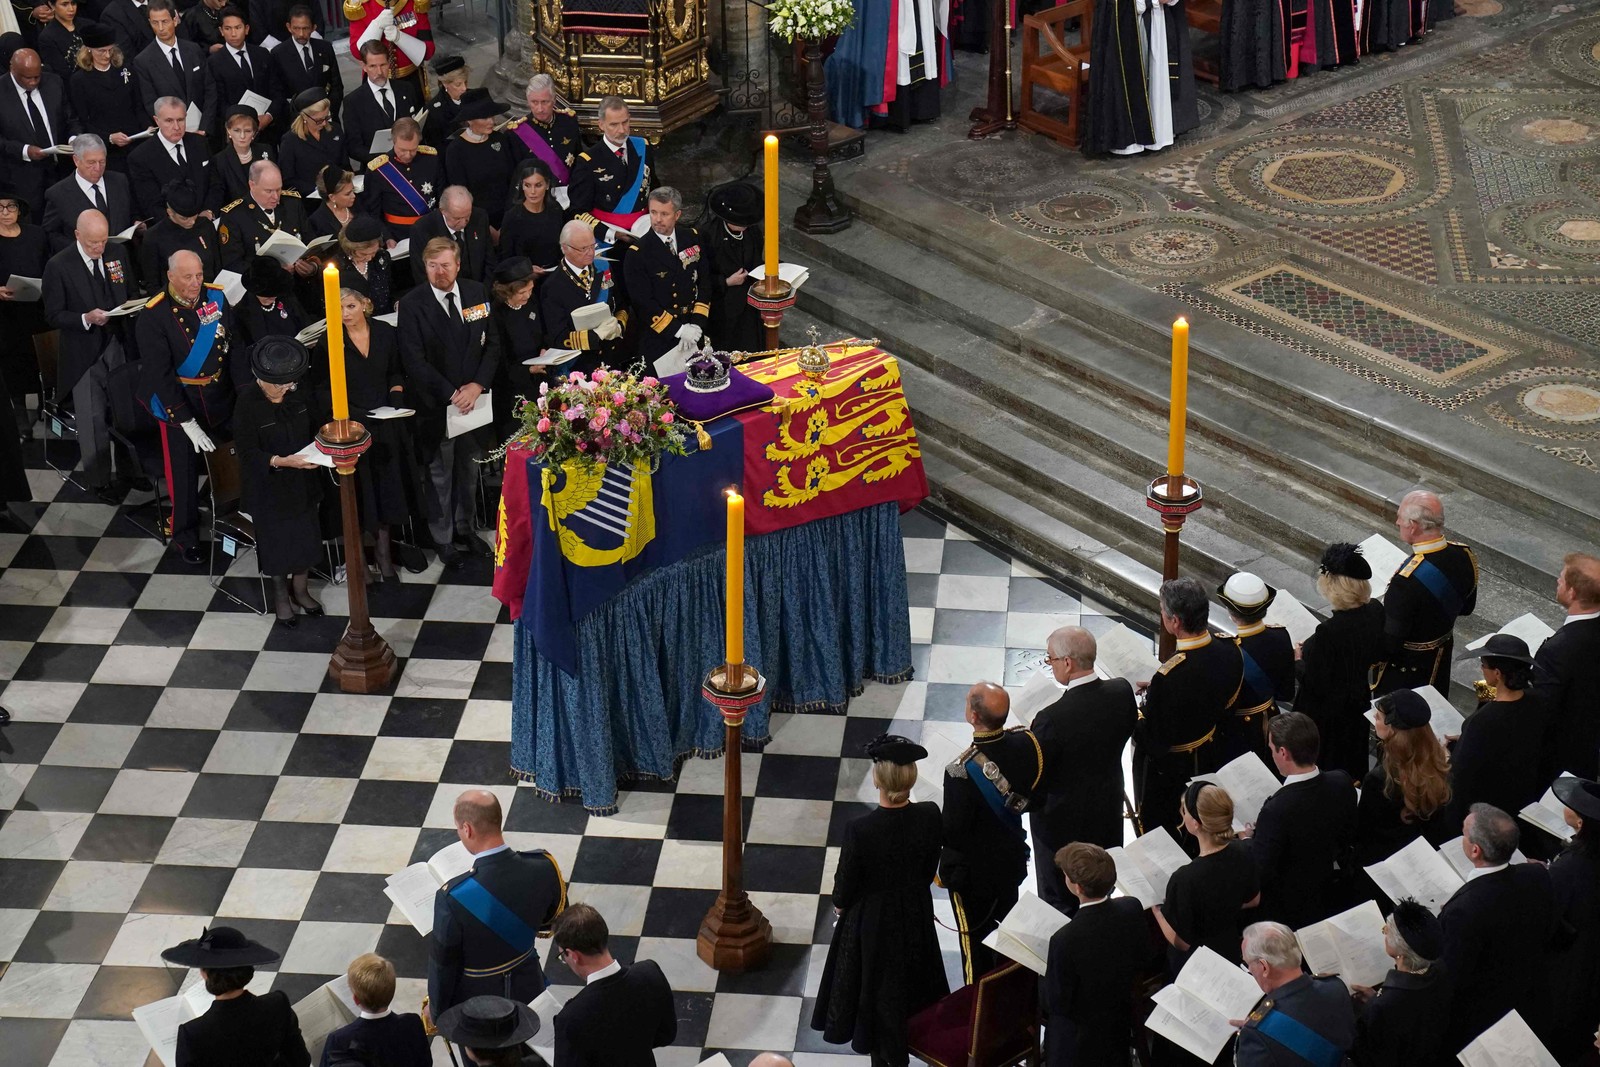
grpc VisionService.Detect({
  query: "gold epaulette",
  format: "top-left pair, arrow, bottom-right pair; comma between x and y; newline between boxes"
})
417,144 -> 438,155
578,151 -> 591,161
281,188 -> 302,197
203,282 -> 224,292
576,212 -> 597,227
505,117 -> 524,129
367,154 -> 389,170
145,292 -> 166,308
560,106 -> 576,117
222,198 -> 243,213
342,0 -> 364,18
1156,652 -> 1186,676
1399,554 -> 1424,578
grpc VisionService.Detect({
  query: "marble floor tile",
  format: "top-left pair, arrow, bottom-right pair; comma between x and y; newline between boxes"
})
0,569 -> 76,606
423,584 -> 505,623
146,688 -> 234,730
582,789 -> 673,840
1,762 -> 37,808
652,839 -> 723,890
902,537 -> 945,574
1006,610 -> 1078,650
934,574 -> 1010,612
81,537 -> 167,574
369,618 -> 423,659
747,798 -> 833,848
153,818 -> 258,867
359,736 -> 454,782
392,658 -> 480,700
278,920 -> 383,974
636,935 -> 720,993
42,861 -> 152,913
704,992 -> 805,1050
216,868 -> 321,920
45,1018 -> 151,1067
482,624 -> 516,662
0,962 -> 100,1018
322,825 -> 422,875
454,699 -> 513,742
909,605 -> 935,644
98,770 -> 198,817
925,643 -> 1007,684
32,503 -> 118,539
803,942 -> 831,999
41,724 -> 142,769
562,882 -> 652,937
674,753 -> 762,797
0,680 -> 89,722
747,892 -> 825,945
0,637 -> 31,680
201,731 -> 297,776
241,652 -> 334,693
99,913 -> 214,968
502,832 -> 583,880
134,576 -> 225,612
260,776 -> 358,824
182,613 -> 275,652
845,680 -> 925,721
0,810 -> 94,860
0,907 -> 40,959
89,646 -> 185,687
765,715 -> 848,758
37,607 -> 132,645
301,694 -> 392,736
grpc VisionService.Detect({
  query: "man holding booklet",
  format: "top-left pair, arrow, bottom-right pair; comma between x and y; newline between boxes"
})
1233,922 -> 1356,1065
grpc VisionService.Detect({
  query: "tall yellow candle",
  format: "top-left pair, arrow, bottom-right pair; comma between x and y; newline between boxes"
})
1166,316 -> 1189,480
323,262 -> 348,422
726,488 -> 745,681
762,134 -> 779,286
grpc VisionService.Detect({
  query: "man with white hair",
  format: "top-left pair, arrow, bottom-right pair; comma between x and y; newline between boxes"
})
408,184 -> 492,285
43,134 -> 136,249
217,158 -> 312,272
1374,488 -> 1478,695
1234,921 -> 1356,1065
624,186 -> 710,366
505,73 -> 581,187
538,219 -> 627,376
126,95 -> 212,221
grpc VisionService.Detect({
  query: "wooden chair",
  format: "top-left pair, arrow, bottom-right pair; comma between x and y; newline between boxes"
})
1018,0 -> 1093,149
1188,0 -> 1224,86
907,960 -> 1040,1067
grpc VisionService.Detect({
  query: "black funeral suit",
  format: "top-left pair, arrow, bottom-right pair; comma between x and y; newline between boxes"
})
1351,965 -> 1453,1067
552,960 -> 677,1067
320,1012 -> 430,1067
342,75 -> 421,170
939,724 -> 1044,984
622,221 -> 711,365
42,170 -> 136,251
1029,675 -> 1137,909
268,34 -> 343,124
127,130 -> 211,222
811,799 -> 948,1065
217,186 -> 309,270
101,0 -> 156,56
428,843 -> 565,1012
205,43 -> 286,141
537,259 -> 626,376
1438,860 -> 1556,1049
1375,537 -> 1478,695
0,66 -> 79,207
1226,621 -> 1297,763
135,280 -> 238,552
1042,896 -> 1154,1067
1234,974 -> 1356,1066
132,37 -> 214,135
1248,769 -> 1356,929
1532,613 -> 1600,780
139,190 -> 222,290
1135,632 -> 1243,838
176,990 -> 311,1067
408,204 -> 492,285
363,144 -> 441,240
42,236 -> 138,491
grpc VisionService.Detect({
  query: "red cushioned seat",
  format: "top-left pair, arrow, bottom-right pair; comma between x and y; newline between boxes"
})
907,961 -> 1039,1067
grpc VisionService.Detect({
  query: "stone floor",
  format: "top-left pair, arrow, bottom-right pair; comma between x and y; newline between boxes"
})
805,0 -> 1600,474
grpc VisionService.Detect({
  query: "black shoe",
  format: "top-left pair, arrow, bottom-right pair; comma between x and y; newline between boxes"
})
275,613 -> 298,629
0,706 -> 10,725
293,597 -> 325,617
93,483 -> 124,506
179,544 -> 205,565
435,543 -> 465,570
456,534 -> 494,559
400,543 -> 428,574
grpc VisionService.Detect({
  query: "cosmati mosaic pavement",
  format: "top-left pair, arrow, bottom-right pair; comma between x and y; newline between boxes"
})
823,0 -> 1600,467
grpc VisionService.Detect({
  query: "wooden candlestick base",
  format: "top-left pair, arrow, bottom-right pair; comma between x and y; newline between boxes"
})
696,668 -> 773,972
316,419 -> 396,693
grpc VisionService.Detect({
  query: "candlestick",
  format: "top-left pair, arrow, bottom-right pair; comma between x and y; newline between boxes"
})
725,488 -> 745,685
1166,316 -> 1189,482
762,135 -> 779,287
323,262 -> 348,422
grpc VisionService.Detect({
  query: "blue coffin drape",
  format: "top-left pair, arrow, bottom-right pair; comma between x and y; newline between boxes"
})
510,501 -> 914,814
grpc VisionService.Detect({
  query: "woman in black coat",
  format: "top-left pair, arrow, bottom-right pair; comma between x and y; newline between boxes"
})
306,164 -> 367,242
1548,777 -> 1600,1063
37,0 -> 95,81
704,182 -> 764,353
1355,689 -> 1457,867
497,159 -> 563,268
160,926 -> 310,1067
332,215 -> 394,317
210,105 -> 273,212
279,89 -> 347,198
1450,634 -> 1549,825
444,89 -> 515,232
0,186 -> 49,394
1298,542 -> 1388,779
233,337 -> 327,626
488,256 -> 547,436
69,28 -> 149,174
812,735 -> 948,1067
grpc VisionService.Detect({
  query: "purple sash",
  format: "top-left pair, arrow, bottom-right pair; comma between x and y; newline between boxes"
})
512,121 -> 569,185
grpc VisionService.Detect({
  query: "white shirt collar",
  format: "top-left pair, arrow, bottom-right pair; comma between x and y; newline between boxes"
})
1077,896 -> 1108,908
233,47 -> 250,60
78,243 -> 101,271
433,281 -> 463,314
659,229 -> 674,246
585,959 -> 622,985
370,79 -> 391,99
1565,610 -> 1600,625
74,172 -> 103,199
603,136 -> 626,154
1064,673 -> 1096,692
1465,862 -> 1509,882
1282,769 -> 1320,786
357,1008 -> 391,1020
565,258 -> 589,275
471,841 -> 509,860
169,136 -> 187,158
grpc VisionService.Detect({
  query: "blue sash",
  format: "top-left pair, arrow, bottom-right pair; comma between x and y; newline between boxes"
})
375,158 -> 431,216
617,135 -> 648,212
450,875 -> 537,954
1412,556 -> 1465,619
964,756 -> 1025,841
1239,646 -> 1274,706
1255,1008 -> 1345,1067
148,306 -> 221,422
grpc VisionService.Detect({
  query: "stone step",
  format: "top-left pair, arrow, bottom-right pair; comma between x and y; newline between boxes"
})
779,191 -> 1577,601
777,165 -> 1600,547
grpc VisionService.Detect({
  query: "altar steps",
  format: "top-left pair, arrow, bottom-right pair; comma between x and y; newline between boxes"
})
775,172 -> 1579,684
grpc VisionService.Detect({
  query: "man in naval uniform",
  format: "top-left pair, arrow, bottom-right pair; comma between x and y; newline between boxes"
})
623,186 -> 710,368
135,249 -> 239,565
506,73 -> 582,192
363,116 -> 441,244
1217,572 -> 1296,764
1374,489 -> 1477,696
1135,576 -> 1243,839
939,680 -> 1043,985
1234,922 -> 1356,1065
568,96 -> 656,305
426,789 -> 565,1025
217,159 -> 314,274
539,219 -> 627,376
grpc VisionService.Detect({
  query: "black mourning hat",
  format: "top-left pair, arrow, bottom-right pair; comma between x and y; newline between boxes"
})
1378,688 -> 1431,730
1554,776 -> 1600,822
1390,898 -> 1444,961
1466,633 -> 1536,665
161,926 -> 281,968
709,182 -> 759,227
292,86 -> 329,113
434,996 -> 540,1048
224,103 -> 259,126
250,336 -> 311,384
865,733 -> 927,765
1319,542 -> 1372,581
246,255 -> 290,297
0,182 -> 29,215
493,256 -> 533,285
80,24 -> 116,48
455,87 -> 506,123
343,215 -> 382,244
432,54 -> 465,76
163,180 -> 203,218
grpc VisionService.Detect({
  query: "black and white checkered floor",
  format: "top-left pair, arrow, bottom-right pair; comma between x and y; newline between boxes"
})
0,437 -> 1148,1066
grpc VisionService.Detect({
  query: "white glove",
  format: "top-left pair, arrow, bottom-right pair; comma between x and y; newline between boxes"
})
356,8 -> 393,47
654,336 -> 694,377
382,24 -> 398,41
594,318 -> 622,341
181,419 -> 215,453
392,29 -> 428,66
372,7 -> 396,29
674,323 -> 702,344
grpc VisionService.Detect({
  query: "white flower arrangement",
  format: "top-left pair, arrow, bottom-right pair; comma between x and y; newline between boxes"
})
767,0 -> 856,42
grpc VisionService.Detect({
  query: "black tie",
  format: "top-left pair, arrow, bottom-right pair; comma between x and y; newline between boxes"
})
237,49 -> 252,82
445,291 -> 461,325
169,46 -> 184,84
302,44 -> 314,73
24,89 -> 47,146
91,182 -> 107,213
451,229 -> 465,258
379,86 -> 394,124
174,141 -> 187,169
91,258 -> 109,301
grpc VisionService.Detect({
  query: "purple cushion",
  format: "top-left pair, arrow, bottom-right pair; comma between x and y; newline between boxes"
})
662,365 -> 775,423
